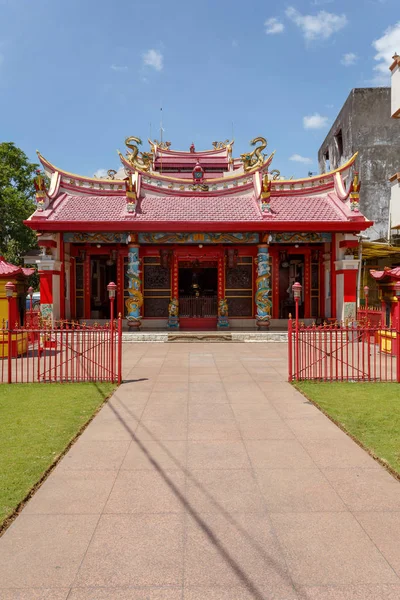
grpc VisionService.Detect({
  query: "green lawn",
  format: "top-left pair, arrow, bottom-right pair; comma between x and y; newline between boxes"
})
295,382 -> 400,475
0,382 -> 116,527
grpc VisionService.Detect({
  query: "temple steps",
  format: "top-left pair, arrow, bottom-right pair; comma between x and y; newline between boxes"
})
121,331 -> 288,343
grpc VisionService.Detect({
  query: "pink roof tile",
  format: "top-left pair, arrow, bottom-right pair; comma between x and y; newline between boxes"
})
269,195 -> 347,222
0,256 -> 34,278
43,192 -> 354,224
136,196 -> 261,221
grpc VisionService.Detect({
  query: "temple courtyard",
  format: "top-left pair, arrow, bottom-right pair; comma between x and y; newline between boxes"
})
1,341 -> 400,599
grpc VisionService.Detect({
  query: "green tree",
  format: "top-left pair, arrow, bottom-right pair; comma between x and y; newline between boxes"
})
0,142 -> 38,264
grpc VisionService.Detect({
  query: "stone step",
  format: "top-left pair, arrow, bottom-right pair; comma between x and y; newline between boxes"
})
121,331 -> 288,343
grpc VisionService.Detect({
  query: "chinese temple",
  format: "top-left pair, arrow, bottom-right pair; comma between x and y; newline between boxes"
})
25,136 -> 372,329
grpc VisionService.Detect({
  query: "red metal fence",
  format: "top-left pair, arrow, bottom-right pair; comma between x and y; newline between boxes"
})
0,318 -> 122,384
288,319 -> 400,382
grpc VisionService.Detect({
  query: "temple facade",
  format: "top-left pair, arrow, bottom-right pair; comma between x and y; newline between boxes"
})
25,136 -> 372,329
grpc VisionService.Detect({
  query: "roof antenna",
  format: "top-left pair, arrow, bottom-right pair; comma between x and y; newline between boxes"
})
159,107 -> 165,174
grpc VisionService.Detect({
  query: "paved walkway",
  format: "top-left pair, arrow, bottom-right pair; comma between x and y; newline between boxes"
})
2,342 -> 400,600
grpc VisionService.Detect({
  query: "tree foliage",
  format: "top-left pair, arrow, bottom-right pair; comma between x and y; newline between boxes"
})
0,142 -> 38,264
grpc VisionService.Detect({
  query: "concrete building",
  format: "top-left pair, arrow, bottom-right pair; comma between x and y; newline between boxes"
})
389,54 -> 400,239
318,87 -> 400,241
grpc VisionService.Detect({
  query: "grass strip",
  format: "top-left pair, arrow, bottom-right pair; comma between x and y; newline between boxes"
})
0,382 -> 116,528
294,382 -> 400,477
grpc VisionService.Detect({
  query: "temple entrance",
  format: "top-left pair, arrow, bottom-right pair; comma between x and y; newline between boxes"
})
90,255 -> 117,319
178,261 -> 218,326
278,254 -> 305,319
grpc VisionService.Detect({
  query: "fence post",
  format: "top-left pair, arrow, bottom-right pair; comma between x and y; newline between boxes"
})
117,314 -> 122,385
288,315 -> 293,382
5,282 -> 16,384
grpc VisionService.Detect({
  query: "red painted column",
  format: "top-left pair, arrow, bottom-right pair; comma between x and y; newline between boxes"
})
70,258 -> 76,320
172,251 -> 179,300
343,269 -> 358,305
217,252 -> 224,302
84,254 -> 91,320
117,250 -> 123,317
60,236 -> 65,320
304,250 -> 311,319
319,256 -> 325,319
331,234 -> 337,319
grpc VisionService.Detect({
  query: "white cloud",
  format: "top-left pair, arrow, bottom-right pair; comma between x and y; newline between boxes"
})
143,49 -> 163,71
341,52 -> 358,66
303,113 -> 329,129
289,154 -> 313,164
285,6 -> 347,41
111,64 -> 128,72
93,169 -> 108,178
372,22 -> 400,85
265,17 -> 285,35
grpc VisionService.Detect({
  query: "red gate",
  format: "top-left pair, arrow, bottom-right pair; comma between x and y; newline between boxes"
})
0,317 -> 122,384
288,319 -> 400,382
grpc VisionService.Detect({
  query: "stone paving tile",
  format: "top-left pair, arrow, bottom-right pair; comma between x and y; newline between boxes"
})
296,584 -> 400,600
104,469 -> 185,514
23,470 -> 117,515
300,437 -> 381,470
255,469 -> 346,513
285,415 -> 346,440
78,418 -> 139,441
245,440 -> 316,470
142,401 -> 188,421
354,512 -> 400,576
187,440 -> 251,470
184,512 -> 296,594
238,418 -> 295,440
231,404 -> 283,422
270,512 -> 399,585
184,586 -> 299,599
0,591 -> 70,600
135,418 -> 188,441
121,440 -> 187,471
57,440 -> 130,471
189,381 -> 228,403
185,469 -> 265,514
68,589 -> 183,600
0,514 -> 98,588
75,514 -> 184,588
323,469 -> 400,512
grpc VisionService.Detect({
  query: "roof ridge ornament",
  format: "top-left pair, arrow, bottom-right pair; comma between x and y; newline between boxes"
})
121,136 -> 153,172
240,136 -> 267,172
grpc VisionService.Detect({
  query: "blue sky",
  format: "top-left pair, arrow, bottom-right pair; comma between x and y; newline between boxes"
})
1,0 -> 399,179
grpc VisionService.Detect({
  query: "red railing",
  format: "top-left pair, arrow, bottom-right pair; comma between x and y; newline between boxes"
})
288,319 -> 400,382
179,295 -> 218,318
0,317 -> 122,384
357,307 -> 382,328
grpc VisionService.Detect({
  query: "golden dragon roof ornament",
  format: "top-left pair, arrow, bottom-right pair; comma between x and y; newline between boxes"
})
240,137 -> 267,172
118,136 -> 153,172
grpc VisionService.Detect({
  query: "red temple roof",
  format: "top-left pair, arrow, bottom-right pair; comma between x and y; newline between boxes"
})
27,191 -> 369,232
0,256 -> 34,278
370,266 -> 400,281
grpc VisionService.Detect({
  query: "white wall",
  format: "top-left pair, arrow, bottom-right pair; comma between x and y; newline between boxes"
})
391,64 -> 400,118
390,178 -> 400,230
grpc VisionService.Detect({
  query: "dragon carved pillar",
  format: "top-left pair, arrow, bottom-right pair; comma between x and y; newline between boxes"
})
126,241 -> 143,329
255,243 -> 272,329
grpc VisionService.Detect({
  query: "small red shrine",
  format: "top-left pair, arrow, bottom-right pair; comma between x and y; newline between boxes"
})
24,136 -> 372,329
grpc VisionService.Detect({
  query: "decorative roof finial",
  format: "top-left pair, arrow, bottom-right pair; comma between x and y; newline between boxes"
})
190,142 -> 195,153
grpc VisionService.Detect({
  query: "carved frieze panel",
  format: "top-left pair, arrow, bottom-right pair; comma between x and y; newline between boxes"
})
225,265 -> 252,290
144,265 -> 171,289
144,297 -> 170,317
